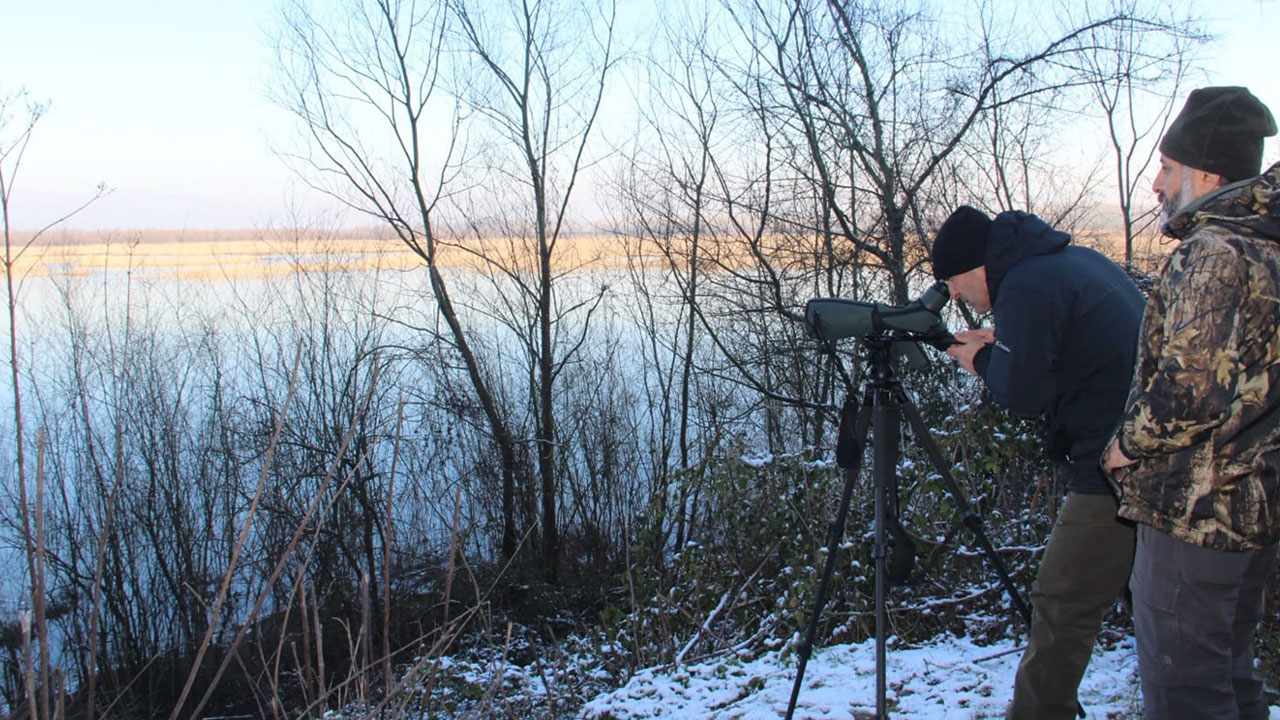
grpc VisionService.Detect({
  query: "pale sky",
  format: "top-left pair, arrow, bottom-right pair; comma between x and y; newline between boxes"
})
2,0 -> 1278,231
2,0 -> 311,230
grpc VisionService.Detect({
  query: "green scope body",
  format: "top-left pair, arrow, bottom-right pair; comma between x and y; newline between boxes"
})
805,281 -> 951,342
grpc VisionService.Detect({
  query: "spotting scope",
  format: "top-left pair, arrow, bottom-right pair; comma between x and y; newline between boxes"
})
804,282 -> 956,365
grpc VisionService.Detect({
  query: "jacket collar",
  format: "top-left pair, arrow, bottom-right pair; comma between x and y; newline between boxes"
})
1163,161 -> 1280,242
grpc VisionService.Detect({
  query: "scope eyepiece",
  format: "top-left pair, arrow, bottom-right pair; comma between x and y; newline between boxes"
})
916,280 -> 949,314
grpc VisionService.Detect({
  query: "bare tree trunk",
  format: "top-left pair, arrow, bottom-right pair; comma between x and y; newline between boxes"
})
275,0 -> 525,560
538,233 -> 559,579
449,0 -> 616,581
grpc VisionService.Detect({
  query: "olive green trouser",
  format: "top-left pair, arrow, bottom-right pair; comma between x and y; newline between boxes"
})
1007,492 -> 1136,720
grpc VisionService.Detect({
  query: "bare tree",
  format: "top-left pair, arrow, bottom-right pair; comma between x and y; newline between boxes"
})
1073,0 -> 1202,265
437,0 -> 617,579
276,0 -> 619,581
274,0 -> 528,561
629,0 -> 1198,410
719,0 -> 1159,301
610,4 -> 727,553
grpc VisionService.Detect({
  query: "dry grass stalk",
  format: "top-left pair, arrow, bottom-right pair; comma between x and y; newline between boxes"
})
166,341 -> 305,720
183,357 -> 384,719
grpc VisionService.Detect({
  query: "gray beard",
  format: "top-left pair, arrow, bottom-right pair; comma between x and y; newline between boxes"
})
1159,167 -> 1197,225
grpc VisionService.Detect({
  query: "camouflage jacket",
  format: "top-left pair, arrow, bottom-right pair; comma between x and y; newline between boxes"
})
1115,162 -> 1280,551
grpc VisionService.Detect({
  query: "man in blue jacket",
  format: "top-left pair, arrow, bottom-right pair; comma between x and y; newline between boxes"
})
931,207 -> 1145,720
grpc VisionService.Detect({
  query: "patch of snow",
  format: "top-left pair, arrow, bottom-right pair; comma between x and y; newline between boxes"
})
580,635 -> 1280,719
740,453 -> 775,468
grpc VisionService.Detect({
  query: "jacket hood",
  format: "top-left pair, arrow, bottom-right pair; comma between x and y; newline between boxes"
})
1164,161 -> 1280,243
983,210 -> 1071,304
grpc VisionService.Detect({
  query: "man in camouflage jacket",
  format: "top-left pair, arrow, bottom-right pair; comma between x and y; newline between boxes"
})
1104,86 -> 1280,720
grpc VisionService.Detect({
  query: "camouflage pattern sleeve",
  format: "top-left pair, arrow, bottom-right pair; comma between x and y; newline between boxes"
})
1119,236 -> 1248,458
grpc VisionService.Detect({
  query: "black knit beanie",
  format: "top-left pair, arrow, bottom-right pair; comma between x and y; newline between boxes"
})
1160,86 -> 1277,182
931,206 -> 991,280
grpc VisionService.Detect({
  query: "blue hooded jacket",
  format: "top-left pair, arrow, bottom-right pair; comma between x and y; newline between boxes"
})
971,211 -> 1144,494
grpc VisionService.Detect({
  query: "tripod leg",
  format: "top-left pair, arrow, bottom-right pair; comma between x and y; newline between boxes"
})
898,395 -> 1033,625
900,398 -> 1091,719
901,393 -> 1094,719
872,387 -> 901,720
784,392 -> 873,720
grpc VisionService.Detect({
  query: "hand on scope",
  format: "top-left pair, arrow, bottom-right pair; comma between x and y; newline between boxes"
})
954,327 -> 995,344
945,326 -> 994,376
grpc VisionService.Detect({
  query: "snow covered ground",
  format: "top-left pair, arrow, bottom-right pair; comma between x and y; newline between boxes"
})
581,635 -> 1280,719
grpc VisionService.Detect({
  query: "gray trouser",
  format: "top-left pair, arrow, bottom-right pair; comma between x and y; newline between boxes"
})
1008,492 -> 1136,720
1131,524 -> 1280,720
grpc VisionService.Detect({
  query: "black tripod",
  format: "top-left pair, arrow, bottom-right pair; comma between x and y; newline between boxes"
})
784,334 -> 1033,720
